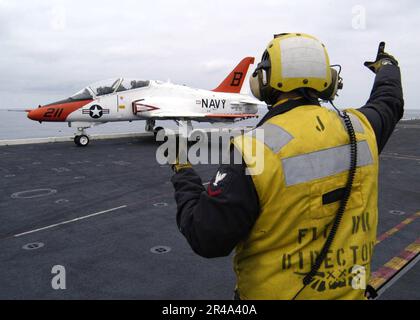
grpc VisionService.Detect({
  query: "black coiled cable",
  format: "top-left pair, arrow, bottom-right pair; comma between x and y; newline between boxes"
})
292,106 -> 358,299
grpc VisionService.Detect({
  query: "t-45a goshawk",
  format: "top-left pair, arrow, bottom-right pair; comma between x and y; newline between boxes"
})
25,57 -> 261,146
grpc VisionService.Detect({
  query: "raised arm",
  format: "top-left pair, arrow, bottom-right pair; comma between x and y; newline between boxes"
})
358,42 -> 404,153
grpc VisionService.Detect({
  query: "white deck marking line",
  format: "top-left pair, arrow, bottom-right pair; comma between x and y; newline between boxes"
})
202,182 -> 210,186
381,154 -> 420,161
13,205 -> 128,238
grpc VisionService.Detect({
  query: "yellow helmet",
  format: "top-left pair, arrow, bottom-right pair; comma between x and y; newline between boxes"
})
250,33 -> 342,104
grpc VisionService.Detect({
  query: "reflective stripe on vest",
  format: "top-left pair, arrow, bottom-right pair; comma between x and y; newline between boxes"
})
246,122 -> 293,154
282,140 -> 373,186
340,113 -> 364,134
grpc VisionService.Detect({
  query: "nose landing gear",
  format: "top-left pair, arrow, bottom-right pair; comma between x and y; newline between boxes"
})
74,134 -> 90,147
74,126 -> 90,147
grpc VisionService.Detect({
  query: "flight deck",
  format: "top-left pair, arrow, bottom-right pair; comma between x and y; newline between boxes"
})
0,121 -> 419,299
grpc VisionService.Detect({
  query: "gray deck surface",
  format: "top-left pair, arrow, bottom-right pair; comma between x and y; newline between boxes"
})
0,121 -> 418,300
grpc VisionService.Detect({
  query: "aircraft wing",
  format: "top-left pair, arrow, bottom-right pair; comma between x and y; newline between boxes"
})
147,112 -> 258,121
203,113 -> 258,119
229,99 -> 261,106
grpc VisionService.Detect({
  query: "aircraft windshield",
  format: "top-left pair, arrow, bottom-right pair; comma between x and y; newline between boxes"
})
70,88 -> 93,100
88,78 -> 122,96
70,78 -> 150,99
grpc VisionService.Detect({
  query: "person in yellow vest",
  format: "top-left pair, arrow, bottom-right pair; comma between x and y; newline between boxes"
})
171,33 -> 404,300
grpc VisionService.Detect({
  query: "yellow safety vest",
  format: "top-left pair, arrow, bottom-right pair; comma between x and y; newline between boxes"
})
232,105 -> 379,300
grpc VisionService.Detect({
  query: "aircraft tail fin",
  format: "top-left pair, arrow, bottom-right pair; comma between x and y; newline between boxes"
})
212,57 -> 255,93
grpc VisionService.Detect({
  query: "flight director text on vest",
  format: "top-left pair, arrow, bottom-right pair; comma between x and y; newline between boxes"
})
155,127 -> 265,175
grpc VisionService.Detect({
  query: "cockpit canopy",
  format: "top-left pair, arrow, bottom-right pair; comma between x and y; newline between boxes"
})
70,78 -> 150,100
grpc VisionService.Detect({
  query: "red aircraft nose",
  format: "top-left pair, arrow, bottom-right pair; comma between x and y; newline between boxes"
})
27,108 -> 45,121
27,100 -> 93,122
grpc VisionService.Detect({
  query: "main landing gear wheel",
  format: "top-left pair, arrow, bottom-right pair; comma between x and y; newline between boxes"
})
74,135 -> 90,147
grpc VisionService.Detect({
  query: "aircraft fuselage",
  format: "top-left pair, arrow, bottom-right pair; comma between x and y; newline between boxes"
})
28,81 -> 259,124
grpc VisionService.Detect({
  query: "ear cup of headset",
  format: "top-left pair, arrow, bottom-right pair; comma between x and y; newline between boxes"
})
319,68 -> 340,101
250,73 -> 262,101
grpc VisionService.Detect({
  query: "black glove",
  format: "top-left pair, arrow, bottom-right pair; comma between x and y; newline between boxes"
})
364,42 -> 398,74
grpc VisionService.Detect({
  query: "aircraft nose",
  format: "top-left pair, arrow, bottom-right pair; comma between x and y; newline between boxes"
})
27,108 -> 43,121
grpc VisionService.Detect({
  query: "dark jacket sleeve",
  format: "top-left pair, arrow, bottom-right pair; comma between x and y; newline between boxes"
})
358,65 -> 404,153
171,152 -> 260,258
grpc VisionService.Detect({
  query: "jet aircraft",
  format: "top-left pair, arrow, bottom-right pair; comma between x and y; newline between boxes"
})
25,57 -> 260,146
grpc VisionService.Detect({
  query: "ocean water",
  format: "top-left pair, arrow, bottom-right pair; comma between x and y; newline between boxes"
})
0,109 -> 262,140
0,108 -> 419,140
0,110 -> 150,140
402,109 -> 420,120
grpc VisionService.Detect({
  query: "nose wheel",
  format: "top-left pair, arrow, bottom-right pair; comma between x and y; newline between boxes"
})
74,135 -> 90,147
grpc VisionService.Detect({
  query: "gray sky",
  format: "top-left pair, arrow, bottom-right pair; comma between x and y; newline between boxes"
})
0,0 -> 418,109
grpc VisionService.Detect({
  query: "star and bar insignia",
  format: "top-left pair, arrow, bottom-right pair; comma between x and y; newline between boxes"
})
82,105 -> 110,119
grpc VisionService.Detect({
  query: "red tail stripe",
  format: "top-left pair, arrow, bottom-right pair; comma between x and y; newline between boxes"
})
212,57 -> 255,93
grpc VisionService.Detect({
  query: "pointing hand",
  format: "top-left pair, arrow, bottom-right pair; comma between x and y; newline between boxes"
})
364,42 -> 398,74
